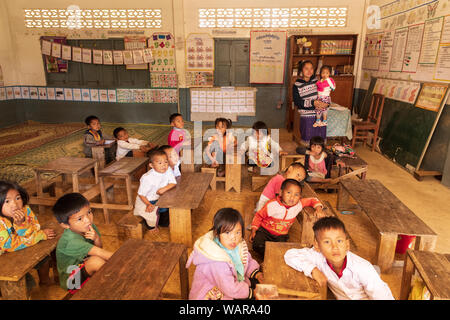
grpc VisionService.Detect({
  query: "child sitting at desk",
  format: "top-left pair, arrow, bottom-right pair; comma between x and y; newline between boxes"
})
304,136 -> 343,183
83,115 -> 116,163
250,179 -> 324,258
168,113 -> 187,155
186,208 -> 263,300
0,180 -> 56,286
53,193 -> 113,294
239,121 -> 287,173
158,145 -> 181,178
284,216 -> 394,300
113,126 -> 157,161
133,150 -> 177,229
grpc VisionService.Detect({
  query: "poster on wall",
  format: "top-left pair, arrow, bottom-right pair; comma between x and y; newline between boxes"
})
185,71 -> 213,87
122,51 -> 133,65
185,33 -> 214,72
62,45 -> 71,61
249,30 -> 287,84
29,87 -> 38,100
72,47 -> 82,62
51,42 -> 61,58
72,88 -> 82,101
124,36 -> 148,70
82,48 -> 92,64
47,87 -> 55,100
415,82 -> 449,111
64,88 -> 73,101
38,87 -> 47,100
362,33 -> 383,70
373,78 -> 421,104
378,30 -> 395,72
419,16 -> 444,64
402,23 -> 425,73
13,87 -> 22,99
103,50 -> 113,65
433,44 -> 450,81
440,15 -> 450,44
0,88 -> 6,101
113,51 -> 124,65
107,89 -> 117,102
93,49 -> 103,64
21,87 -> 30,99
389,27 -> 408,72
41,40 -> 51,56
149,33 -> 176,73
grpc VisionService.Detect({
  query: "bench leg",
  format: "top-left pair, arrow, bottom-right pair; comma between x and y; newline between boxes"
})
400,254 -> 415,300
301,211 -> 315,247
0,277 -> 28,300
415,235 -> 437,252
201,167 -> 217,190
337,183 -> 350,211
99,177 -> 110,224
376,232 -> 397,274
72,173 -> 79,193
179,249 -> 189,299
35,170 -> 45,214
225,164 -> 241,193
169,208 -> 192,247
125,176 -> 133,208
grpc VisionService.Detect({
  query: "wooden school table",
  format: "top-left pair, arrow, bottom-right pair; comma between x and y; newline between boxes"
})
71,239 -> 189,300
337,155 -> 368,179
91,140 -> 116,169
157,172 -> 214,247
201,151 -> 242,192
0,222 -> 62,300
97,157 -> 150,223
337,179 -> 437,273
400,250 -> 450,300
264,242 -> 327,300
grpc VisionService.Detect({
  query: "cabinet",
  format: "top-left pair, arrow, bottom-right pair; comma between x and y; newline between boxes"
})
286,34 -> 358,141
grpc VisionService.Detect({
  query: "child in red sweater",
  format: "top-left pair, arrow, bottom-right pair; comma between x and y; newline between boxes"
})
250,179 -> 324,258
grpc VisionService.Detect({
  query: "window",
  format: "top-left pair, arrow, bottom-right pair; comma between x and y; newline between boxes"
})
214,39 -> 249,87
24,8 -> 162,29
44,39 -> 150,88
199,7 -> 347,28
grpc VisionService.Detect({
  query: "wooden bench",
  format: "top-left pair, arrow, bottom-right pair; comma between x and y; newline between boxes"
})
400,250 -> 450,300
337,179 -> 438,273
71,239 -> 189,300
201,152 -> 241,192
337,155 -> 368,180
0,222 -> 62,300
98,157 -> 150,223
157,172 -> 213,247
117,212 -> 145,241
91,140 -> 116,169
264,242 -> 327,300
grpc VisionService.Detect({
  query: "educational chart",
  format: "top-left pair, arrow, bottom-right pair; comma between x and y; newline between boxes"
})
185,71 -> 214,87
419,16 -> 444,65
434,44 -> 450,81
150,73 -> 178,88
185,33 -> 214,72
190,87 -> 256,120
415,82 -> 449,112
402,23 -> 425,73
379,30 -> 395,72
124,36 -> 148,70
362,33 -> 383,71
148,33 -> 176,73
390,28 -> 409,72
373,78 -> 421,104
249,30 -> 287,84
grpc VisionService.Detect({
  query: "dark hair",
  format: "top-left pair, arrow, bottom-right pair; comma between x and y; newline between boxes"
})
252,121 -> 268,136
158,145 -> 173,152
313,217 -> 348,240
149,149 -> 168,163
320,65 -> 332,75
0,181 -> 29,217
215,118 -> 232,129
52,193 -> 90,224
299,60 -> 314,72
284,162 -> 307,183
309,136 -> 325,151
84,115 -> 99,126
169,113 -> 182,124
280,178 -> 302,192
113,127 -> 125,139
211,208 -> 245,238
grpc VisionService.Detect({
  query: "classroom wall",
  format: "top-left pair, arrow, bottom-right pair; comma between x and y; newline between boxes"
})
0,0 -> 367,128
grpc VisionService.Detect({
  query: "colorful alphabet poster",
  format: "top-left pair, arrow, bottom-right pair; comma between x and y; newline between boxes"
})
149,33 -> 176,73
415,82 -> 449,111
373,78 -> 421,104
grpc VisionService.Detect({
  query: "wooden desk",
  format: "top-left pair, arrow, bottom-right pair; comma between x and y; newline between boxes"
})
71,239 -> 189,300
0,223 -> 62,300
157,172 -> 213,247
264,242 -> 327,300
400,250 -> 450,300
338,155 -> 368,179
91,141 -> 116,169
98,157 -> 150,223
337,179 -> 437,273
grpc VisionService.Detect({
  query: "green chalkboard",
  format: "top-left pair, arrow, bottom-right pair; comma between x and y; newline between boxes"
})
359,77 -> 445,169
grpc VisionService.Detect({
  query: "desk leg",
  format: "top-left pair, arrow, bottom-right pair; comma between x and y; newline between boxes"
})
99,177 -> 110,224
0,277 -> 28,300
337,184 -> 350,211
92,147 -> 106,169
94,162 -> 99,185
35,170 -> 45,214
169,208 -> 192,247
376,232 -> 397,273
400,254 -> 415,300
125,175 -> 133,208
225,164 -> 241,193
179,249 -> 189,299
72,174 -> 79,193
415,235 -> 437,252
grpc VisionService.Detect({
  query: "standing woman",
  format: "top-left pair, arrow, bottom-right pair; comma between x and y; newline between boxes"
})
292,60 -> 329,146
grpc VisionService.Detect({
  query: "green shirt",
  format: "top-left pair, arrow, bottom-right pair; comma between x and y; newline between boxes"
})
56,224 -> 101,290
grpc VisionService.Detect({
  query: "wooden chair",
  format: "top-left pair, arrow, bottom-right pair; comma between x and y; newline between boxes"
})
351,94 -> 385,151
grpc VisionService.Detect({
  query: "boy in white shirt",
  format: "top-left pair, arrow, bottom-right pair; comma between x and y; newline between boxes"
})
113,127 -> 157,161
133,150 -> 177,229
158,145 -> 181,178
284,217 -> 394,300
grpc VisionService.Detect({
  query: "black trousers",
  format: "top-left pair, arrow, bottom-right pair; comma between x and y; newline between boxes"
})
252,227 -> 289,259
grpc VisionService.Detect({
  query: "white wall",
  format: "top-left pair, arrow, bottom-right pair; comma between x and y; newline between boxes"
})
1,0 -> 368,87
0,0 -> 19,85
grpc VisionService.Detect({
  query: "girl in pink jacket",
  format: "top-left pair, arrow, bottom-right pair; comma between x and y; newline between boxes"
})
186,208 -> 263,300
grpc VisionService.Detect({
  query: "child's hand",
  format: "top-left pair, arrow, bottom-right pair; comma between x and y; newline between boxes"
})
12,209 -> 26,225
255,272 -> 264,283
311,268 -> 328,287
314,206 -> 326,218
156,187 -> 166,195
43,228 -> 56,240
249,229 -> 257,242
84,225 -> 98,242
145,203 -> 155,212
